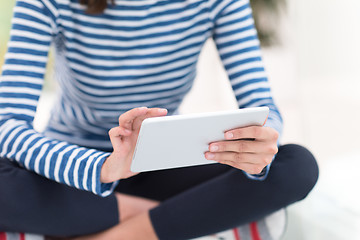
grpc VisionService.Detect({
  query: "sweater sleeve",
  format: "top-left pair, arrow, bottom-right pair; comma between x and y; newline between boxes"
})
211,0 -> 283,180
0,0 -> 116,196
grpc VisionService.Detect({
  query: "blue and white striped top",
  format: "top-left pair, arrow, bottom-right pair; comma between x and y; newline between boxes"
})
0,0 -> 282,196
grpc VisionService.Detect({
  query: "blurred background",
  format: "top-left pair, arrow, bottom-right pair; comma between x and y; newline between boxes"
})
1,0 -> 360,239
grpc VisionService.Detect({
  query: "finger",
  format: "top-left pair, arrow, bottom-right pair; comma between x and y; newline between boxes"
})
209,140 -> 278,155
209,158 -> 265,175
205,151 -> 272,165
108,126 -> 133,138
225,126 -> 279,141
133,108 -> 168,130
147,107 -> 168,117
118,107 -> 149,130
232,162 -> 266,175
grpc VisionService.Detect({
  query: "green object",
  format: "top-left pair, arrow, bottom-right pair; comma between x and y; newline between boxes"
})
0,1 -> 15,72
250,0 -> 286,47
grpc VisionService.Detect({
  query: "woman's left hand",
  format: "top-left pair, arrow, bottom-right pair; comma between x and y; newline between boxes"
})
205,126 -> 279,175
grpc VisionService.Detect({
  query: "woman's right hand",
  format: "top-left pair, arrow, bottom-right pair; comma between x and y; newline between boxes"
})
100,107 -> 168,183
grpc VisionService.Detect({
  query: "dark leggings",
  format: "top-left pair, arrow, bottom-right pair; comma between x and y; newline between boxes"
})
0,144 -> 319,239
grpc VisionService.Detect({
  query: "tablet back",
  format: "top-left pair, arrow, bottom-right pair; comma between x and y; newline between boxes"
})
131,107 -> 269,172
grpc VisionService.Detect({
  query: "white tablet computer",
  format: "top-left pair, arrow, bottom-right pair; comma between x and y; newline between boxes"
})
130,106 -> 269,172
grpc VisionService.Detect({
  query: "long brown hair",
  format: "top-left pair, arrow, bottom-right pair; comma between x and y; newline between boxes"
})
79,0 -> 114,14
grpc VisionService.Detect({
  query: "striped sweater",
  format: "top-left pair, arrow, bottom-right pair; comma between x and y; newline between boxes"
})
0,0 -> 283,196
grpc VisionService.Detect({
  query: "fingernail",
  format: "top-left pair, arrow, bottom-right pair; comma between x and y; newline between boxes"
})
206,153 -> 215,159
210,145 -> 219,152
139,106 -> 148,110
158,108 -> 167,114
226,132 -> 234,139
124,129 -> 132,134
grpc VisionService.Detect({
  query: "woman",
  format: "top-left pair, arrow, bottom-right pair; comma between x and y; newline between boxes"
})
0,0 -> 318,239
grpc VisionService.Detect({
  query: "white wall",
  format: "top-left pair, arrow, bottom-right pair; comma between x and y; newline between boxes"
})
289,0 -> 360,162
290,0 -> 360,81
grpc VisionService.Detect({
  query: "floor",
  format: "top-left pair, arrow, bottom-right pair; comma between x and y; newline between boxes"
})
282,152 -> 360,240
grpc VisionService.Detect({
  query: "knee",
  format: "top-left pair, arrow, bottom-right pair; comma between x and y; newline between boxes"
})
271,144 -> 319,203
